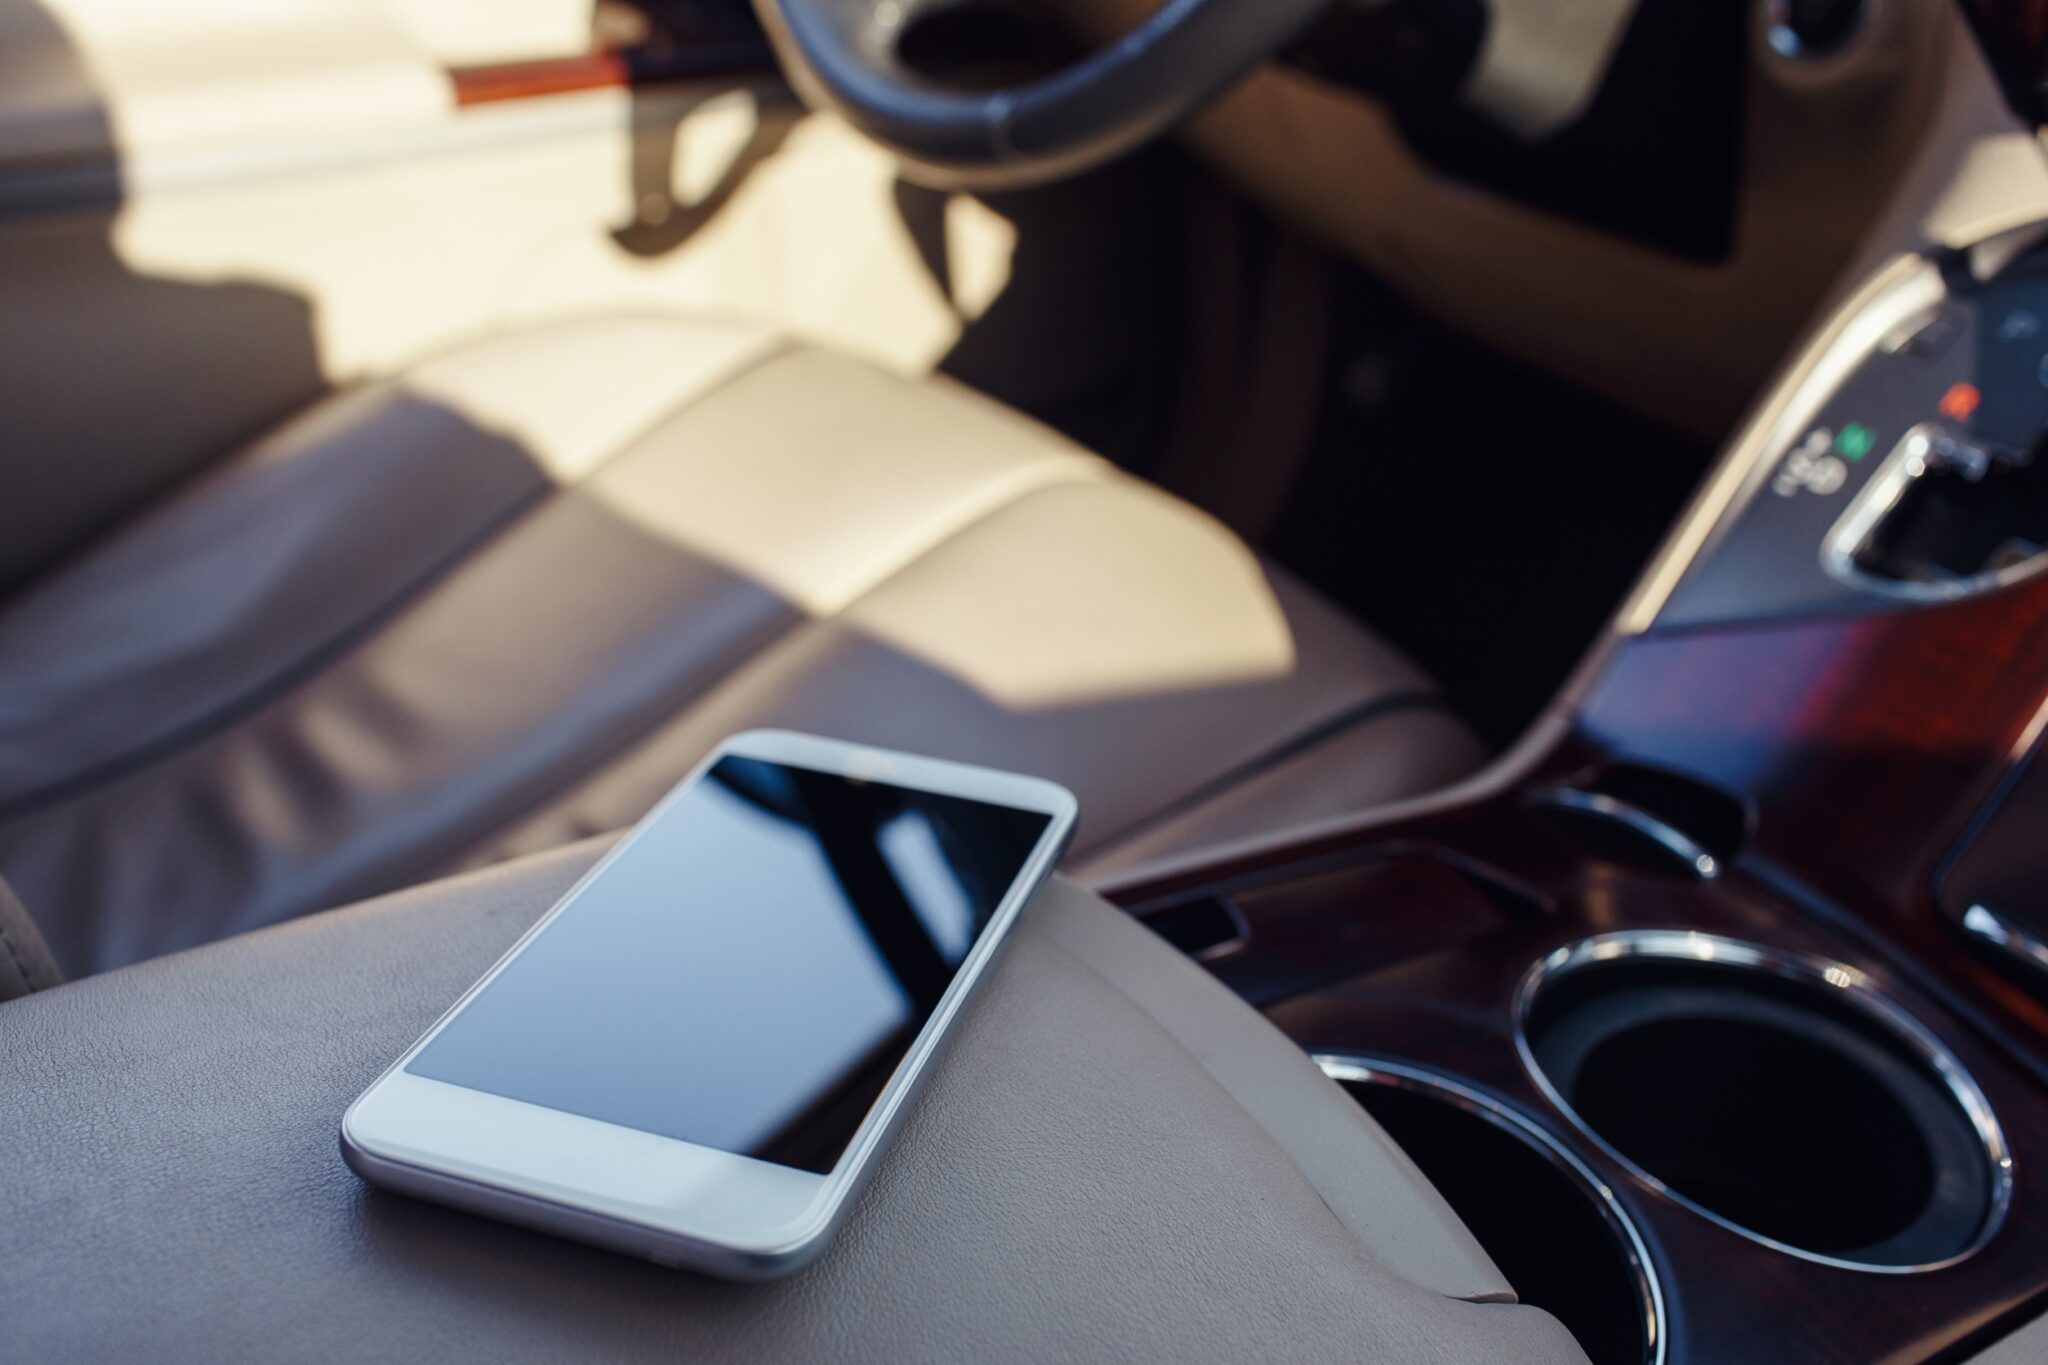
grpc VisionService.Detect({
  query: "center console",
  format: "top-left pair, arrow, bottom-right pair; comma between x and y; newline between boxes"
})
1658,233 -> 2048,626
1103,226 -> 2048,1364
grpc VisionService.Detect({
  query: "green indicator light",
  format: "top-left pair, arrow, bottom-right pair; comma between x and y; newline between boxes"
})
1835,423 -> 1876,461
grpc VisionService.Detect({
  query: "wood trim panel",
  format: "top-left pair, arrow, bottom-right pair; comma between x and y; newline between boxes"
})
1105,569 -> 2048,1361
1106,493 -> 2048,1363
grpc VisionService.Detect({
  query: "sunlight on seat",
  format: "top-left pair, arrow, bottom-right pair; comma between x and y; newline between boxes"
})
397,317 -> 782,484
839,480 -> 1301,709
575,345 -> 1105,615
388,330 -> 1297,713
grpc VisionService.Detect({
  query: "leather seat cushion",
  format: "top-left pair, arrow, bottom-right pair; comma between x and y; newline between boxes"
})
0,316 -> 1480,975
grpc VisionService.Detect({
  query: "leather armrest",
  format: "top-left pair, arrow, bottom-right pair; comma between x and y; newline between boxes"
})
0,841 -> 1587,1363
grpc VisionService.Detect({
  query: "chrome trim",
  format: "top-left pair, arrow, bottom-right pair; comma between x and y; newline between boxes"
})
1969,223 -> 2048,283
1622,221 -> 2048,635
1933,695 -> 2048,976
1765,0 -> 1873,61
1961,904 -> 2048,979
1528,788 -> 1720,879
1512,930 -> 2014,1274
1614,253 -> 1945,635
1821,422 -> 2048,601
1194,896 -> 1251,962
1314,1054 -> 1666,1365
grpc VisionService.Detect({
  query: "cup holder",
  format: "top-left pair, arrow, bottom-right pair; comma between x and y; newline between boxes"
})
1317,1056 -> 1664,1365
1516,932 -> 2012,1272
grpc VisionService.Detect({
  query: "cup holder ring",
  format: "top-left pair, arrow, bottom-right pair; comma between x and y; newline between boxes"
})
1513,930 -> 2015,1274
1317,1056 -> 1667,1365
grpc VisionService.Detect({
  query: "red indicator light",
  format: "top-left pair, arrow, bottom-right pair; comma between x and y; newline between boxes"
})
1939,381 -> 1982,422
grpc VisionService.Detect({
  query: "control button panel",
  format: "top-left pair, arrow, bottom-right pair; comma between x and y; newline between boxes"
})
1659,250 -> 2048,629
1825,421 -> 2047,600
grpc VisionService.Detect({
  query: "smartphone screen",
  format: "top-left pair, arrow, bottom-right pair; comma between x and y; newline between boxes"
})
405,755 -> 1053,1175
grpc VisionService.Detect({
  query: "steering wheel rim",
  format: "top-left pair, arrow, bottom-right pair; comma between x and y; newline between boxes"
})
749,0 -> 1332,188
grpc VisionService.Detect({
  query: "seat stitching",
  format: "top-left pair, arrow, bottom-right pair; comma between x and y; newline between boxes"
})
543,334 -> 802,489
0,921 -> 34,994
0,336 -> 804,825
1027,923 -> 1393,1271
341,606 -> 808,902
1033,917 -> 1523,1305
410,465 -> 1114,881
0,879 -> 54,994
799,455 -> 1111,614
1069,689 -> 1453,865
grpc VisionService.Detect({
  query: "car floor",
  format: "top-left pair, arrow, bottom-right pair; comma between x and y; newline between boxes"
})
1266,270 -> 1718,749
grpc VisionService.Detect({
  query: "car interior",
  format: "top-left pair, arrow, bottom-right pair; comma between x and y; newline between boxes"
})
6,0 -> 2048,1359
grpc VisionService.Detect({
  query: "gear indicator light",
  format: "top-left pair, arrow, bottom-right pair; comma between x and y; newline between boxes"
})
1938,381 -> 1982,422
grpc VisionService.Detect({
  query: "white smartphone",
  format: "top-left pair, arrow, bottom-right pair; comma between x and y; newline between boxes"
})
342,730 -> 1076,1279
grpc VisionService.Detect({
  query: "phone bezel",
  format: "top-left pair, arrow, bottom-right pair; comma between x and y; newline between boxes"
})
342,729 -> 1077,1275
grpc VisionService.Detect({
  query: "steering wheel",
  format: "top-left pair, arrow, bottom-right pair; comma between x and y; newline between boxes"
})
747,0 -> 1332,187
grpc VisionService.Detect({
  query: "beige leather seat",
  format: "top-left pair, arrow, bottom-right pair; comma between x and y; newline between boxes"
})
0,316 -> 1481,975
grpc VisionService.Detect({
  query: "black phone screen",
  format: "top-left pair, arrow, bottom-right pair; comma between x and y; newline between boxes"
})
407,756 -> 1052,1174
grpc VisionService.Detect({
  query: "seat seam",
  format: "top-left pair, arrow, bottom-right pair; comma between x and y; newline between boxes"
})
342,607 -> 809,902
798,456 -> 1111,614
537,334 -> 803,490
276,394 -> 1108,897
1033,915 -> 1525,1306
1069,689 -> 1455,866
444,468 -> 1332,870
1027,922 -> 1426,1285
410,462 -> 1116,882
0,335 -> 805,826
167,404 -> 1106,902
0,920 -> 35,996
